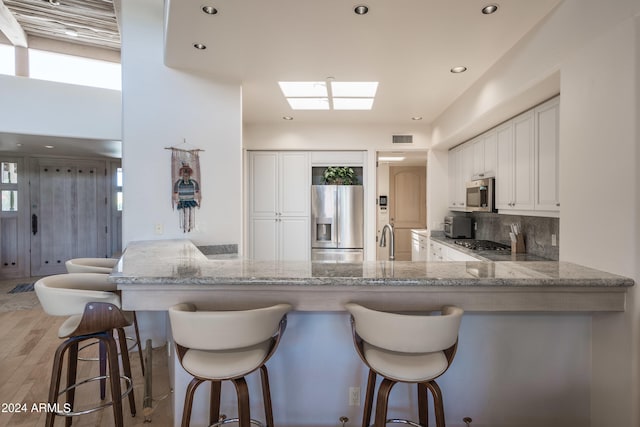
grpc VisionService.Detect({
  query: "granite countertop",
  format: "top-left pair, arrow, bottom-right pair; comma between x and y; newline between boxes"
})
111,239 -> 633,313
111,239 -> 633,288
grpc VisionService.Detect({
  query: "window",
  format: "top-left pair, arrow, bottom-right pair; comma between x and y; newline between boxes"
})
116,167 -> 123,211
1,162 -> 18,212
0,44 -> 15,76
29,49 -> 121,90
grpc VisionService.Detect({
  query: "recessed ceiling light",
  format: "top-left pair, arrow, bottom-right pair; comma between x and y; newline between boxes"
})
450,66 -> 467,73
283,116 -> 294,121
193,43 -> 207,50
354,5 -> 369,15
202,5 -> 218,15
411,116 -> 423,121
44,145 -> 54,149
482,4 -> 499,15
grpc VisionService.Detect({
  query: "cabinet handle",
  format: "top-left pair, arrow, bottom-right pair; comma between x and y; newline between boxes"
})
32,214 -> 38,235
556,203 -> 560,207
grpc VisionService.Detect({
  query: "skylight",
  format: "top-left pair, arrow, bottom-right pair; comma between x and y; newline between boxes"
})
279,81 -> 378,110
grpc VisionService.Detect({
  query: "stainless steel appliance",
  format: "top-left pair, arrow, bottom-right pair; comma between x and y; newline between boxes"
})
311,185 -> 364,261
444,216 -> 472,239
466,178 -> 495,212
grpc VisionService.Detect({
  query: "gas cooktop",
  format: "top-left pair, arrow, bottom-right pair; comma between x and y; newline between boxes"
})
454,239 -> 510,251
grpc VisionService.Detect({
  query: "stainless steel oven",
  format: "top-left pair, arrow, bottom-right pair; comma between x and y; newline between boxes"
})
466,178 -> 494,212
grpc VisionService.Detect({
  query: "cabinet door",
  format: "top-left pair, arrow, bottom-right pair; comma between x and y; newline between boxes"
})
471,137 -> 485,178
483,130 -> 498,178
495,123 -> 514,210
250,152 -> 278,217
280,217 -> 310,261
251,217 -> 278,261
279,152 -> 309,216
513,111 -> 535,210
448,148 -> 459,209
535,98 -> 560,211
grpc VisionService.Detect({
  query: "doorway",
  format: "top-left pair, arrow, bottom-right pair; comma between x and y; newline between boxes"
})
376,151 -> 428,261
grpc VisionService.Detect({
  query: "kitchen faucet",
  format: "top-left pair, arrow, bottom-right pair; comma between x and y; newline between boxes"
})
379,223 -> 395,260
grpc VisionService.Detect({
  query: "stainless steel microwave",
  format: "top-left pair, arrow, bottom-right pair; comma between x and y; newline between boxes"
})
466,178 -> 495,212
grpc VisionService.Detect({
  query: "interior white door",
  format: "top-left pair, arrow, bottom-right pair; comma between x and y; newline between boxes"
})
30,158 -> 108,276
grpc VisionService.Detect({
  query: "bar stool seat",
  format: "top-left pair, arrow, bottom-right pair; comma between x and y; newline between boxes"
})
169,303 -> 292,427
35,273 -> 137,427
65,257 -> 118,274
65,257 -> 145,377
345,303 -> 463,427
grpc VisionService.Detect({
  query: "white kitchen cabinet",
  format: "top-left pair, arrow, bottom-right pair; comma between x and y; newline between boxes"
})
249,151 -> 310,261
428,239 -> 479,262
534,97 -> 560,212
411,230 -> 428,261
470,131 -> 497,180
448,144 -> 472,211
496,111 -> 535,211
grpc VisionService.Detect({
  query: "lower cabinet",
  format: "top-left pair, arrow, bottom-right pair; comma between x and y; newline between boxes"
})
250,217 -> 309,261
428,240 -> 479,262
411,231 -> 428,261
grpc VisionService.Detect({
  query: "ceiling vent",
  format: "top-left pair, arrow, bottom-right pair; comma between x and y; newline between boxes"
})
392,135 -> 413,144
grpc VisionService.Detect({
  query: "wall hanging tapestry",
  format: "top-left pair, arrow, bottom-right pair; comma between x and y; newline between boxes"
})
168,144 -> 203,233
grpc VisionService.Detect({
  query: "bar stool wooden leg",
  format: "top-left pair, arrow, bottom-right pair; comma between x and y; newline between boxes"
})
425,381 -> 445,427
99,340 -> 107,400
362,369 -> 377,427
418,383 -> 429,427
116,328 -> 137,416
209,381 -> 222,426
102,333 -> 125,427
65,342 -> 79,427
132,312 -> 145,376
46,340 -> 68,427
260,365 -> 274,427
182,378 -> 204,427
233,377 -> 251,427
374,379 -> 396,427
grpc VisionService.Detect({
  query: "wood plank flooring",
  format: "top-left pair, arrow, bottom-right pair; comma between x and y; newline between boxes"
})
0,278 -> 173,426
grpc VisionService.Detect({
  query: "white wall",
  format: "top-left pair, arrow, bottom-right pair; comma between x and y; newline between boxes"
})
430,1 -> 640,425
0,74 -> 121,140
120,0 -> 242,248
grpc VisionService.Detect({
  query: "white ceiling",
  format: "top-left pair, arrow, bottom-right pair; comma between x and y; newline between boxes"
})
0,0 -> 563,157
165,0 -> 562,126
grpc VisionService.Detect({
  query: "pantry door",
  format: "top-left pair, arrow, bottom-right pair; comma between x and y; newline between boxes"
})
30,158 -> 108,276
389,166 -> 426,261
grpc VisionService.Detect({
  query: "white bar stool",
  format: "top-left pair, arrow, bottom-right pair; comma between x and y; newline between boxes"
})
345,303 -> 464,427
34,273 -> 137,427
169,303 -> 292,427
65,257 -> 145,377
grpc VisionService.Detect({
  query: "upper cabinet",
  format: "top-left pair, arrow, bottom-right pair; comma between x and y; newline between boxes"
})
449,95 -> 560,218
534,97 -> 560,212
496,111 -> 535,211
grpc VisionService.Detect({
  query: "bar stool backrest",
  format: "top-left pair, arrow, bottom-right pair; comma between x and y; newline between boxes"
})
169,303 -> 292,351
65,258 -> 118,274
35,273 -> 121,317
345,303 -> 463,353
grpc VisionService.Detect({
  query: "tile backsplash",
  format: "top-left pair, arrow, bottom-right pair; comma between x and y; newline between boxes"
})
471,212 -> 559,260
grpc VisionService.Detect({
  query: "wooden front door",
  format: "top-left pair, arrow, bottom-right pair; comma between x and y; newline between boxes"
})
30,158 -> 108,276
389,166 -> 426,261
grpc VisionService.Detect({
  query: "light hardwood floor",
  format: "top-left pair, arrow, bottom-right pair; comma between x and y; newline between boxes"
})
0,278 -> 173,427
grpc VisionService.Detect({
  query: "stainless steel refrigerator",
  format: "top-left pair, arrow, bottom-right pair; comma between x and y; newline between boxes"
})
311,185 -> 364,262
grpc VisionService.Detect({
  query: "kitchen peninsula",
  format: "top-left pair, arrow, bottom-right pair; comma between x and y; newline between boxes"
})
109,239 -> 633,427
110,239 -> 633,312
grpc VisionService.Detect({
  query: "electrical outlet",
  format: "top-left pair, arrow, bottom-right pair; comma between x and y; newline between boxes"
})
551,234 -> 557,246
349,387 -> 360,406
154,223 -> 164,235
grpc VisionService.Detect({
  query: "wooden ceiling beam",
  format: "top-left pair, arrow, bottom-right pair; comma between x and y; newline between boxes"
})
0,0 -> 27,47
